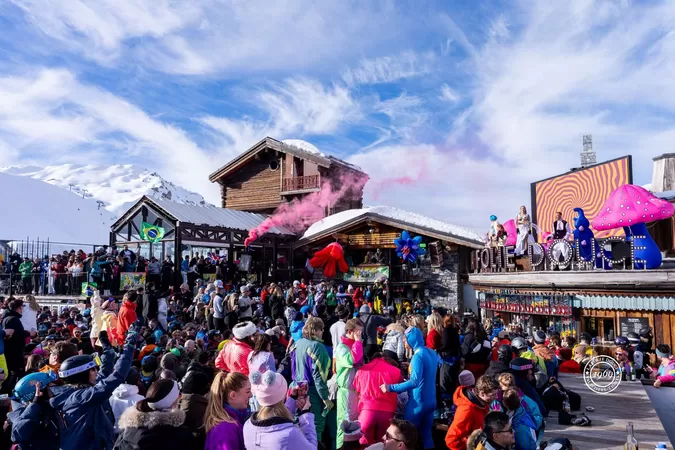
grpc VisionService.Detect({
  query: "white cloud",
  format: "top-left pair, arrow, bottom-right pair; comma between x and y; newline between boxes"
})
440,84 -> 459,103
341,52 -> 435,87
10,0 -> 410,76
202,77 -> 361,146
0,68 -> 221,202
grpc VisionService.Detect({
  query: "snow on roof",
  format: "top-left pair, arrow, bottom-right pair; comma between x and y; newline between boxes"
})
301,206 -> 484,247
282,139 -> 324,157
0,172 -> 112,244
150,198 -> 294,235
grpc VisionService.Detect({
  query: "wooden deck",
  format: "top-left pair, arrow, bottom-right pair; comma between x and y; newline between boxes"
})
546,374 -> 670,449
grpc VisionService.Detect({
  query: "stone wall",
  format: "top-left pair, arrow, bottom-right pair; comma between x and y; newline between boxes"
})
419,248 -> 461,310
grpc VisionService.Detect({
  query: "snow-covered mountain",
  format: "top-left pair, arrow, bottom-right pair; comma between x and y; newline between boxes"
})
0,171 -> 113,245
0,164 -> 209,217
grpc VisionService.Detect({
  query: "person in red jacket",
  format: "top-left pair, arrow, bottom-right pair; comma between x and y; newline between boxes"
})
425,312 -> 443,351
490,330 -> 512,361
557,348 -> 581,374
215,321 -> 257,375
445,375 -> 499,450
115,291 -> 138,344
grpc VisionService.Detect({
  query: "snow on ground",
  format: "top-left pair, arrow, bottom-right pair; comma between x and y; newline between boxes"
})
0,164 -> 207,217
282,139 -> 325,157
0,172 -> 113,245
302,205 -> 484,245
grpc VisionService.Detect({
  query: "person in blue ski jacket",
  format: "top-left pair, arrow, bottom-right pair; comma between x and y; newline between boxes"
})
382,326 -> 437,449
49,325 -> 140,450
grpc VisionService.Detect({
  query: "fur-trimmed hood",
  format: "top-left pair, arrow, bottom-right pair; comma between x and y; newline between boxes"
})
118,407 -> 186,430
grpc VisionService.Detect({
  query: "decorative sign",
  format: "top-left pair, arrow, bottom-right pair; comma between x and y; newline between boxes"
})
120,272 -> 147,291
619,317 -> 650,336
473,237 -> 649,273
479,292 -> 572,316
238,254 -> 253,272
343,265 -> 390,283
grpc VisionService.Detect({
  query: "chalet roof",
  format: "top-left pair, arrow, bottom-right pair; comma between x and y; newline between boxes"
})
111,196 -> 294,235
208,136 -> 365,182
297,206 -> 484,249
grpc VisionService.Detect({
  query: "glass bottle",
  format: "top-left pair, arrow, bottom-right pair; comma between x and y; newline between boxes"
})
625,422 -> 638,450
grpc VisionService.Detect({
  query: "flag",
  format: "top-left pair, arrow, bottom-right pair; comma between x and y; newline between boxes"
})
141,222 -> 165,243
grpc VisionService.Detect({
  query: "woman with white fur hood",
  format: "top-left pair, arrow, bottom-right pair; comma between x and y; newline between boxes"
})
115,379 -> 194,449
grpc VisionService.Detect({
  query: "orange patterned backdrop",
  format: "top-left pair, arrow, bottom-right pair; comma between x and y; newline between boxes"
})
532,156 -> 632,238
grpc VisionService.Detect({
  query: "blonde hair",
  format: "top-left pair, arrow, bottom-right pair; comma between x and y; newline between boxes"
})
228,293 -> 239,312
386,322 -> 405,334
408,315 -> 425,333
427,311 -> 443,334
302,316 -> 324,339
204,372 -> 249,432
256,400 -> 294,422
23,294 -> 40,312
498,372 -> 515,389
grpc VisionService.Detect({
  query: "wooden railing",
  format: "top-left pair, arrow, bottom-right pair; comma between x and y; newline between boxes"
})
282,175 -> 320,192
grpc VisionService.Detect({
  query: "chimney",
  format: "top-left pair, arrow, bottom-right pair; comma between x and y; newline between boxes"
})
652,153 -> 675,192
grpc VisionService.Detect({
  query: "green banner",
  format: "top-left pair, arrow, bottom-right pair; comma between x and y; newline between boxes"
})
140,221 -> 165,243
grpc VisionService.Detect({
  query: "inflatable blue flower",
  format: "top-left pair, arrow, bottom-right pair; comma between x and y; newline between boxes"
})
394,231 -> 426,263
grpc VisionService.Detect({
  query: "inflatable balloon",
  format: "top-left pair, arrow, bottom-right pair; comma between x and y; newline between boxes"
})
309,242 -> 349,278
593,185 -> 674,269
502,219 -> 517,247
394,231 -> 426,263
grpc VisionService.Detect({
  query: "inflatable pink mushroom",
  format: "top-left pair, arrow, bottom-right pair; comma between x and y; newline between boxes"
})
592,184 -> 674,269
502,219 -> 517,247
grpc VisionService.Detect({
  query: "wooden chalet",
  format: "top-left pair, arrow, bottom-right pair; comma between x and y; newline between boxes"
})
110,196 -> 296,283
292,206 -> 484,310
208,137 -> 368,214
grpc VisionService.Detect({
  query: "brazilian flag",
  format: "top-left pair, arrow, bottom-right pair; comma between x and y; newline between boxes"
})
141,222 -> 165,243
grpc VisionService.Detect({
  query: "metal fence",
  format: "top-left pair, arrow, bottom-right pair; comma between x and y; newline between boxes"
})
0,272 -> 96,297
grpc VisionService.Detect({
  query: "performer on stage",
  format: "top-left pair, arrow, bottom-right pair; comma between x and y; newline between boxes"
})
514,206 -> 534,256
552,212 -> 572,240
551,211 -> 573,263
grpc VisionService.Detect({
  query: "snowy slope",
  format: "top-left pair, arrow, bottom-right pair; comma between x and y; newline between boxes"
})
0,172 -> 112,244
0,164 -> 208,217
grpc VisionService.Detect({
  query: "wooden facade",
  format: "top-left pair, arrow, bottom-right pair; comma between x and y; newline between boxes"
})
581,307 -> 675,356
110,197 -> 296,283
210,137 -> 367,215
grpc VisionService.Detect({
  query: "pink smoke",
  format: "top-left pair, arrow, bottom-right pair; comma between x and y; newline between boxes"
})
244,172 -> 368,246
368,159 -> 427,199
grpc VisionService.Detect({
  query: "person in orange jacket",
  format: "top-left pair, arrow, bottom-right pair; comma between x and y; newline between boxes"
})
445,375 -> 499,450
115,291 -> 139,345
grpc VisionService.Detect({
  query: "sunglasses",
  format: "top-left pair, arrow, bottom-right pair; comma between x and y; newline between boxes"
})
494,427 -> 514,435
384,431 -> 404,443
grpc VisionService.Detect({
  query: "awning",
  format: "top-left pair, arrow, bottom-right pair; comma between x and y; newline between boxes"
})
575,294 -> 675,311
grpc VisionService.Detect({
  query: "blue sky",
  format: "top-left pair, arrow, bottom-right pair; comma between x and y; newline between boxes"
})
0,0 -> 673,231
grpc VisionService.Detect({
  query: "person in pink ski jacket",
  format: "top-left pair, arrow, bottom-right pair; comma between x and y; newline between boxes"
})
352,352 -> 403,446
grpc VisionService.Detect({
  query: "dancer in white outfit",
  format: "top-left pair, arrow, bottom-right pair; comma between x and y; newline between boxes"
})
515,206 -> 535,255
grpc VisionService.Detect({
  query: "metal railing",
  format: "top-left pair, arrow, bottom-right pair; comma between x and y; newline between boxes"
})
281,175 -> 320,192
0,271 -> 110,297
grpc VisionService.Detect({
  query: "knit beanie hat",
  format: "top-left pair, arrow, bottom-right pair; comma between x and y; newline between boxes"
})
233,321 -> 257,340
458,370 -> 476,387
340,420 -> 363,442
510,357 -> 534,372
336,305 -> 350,320
249,371 -> 287,407
359,305 -> 371,314
534,330 -> 547,344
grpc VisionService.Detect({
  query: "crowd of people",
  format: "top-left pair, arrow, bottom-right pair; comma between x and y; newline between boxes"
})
0,277 -> 671,450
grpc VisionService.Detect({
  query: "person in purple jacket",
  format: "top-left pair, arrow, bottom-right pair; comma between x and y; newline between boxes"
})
204,372 -> 252,450
243,370 -> 317,450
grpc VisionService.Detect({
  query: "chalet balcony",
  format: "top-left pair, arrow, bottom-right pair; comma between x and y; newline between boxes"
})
281,175 -> 321,193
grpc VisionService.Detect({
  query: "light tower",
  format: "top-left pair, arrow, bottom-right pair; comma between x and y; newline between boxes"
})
581,134 -> 596,168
